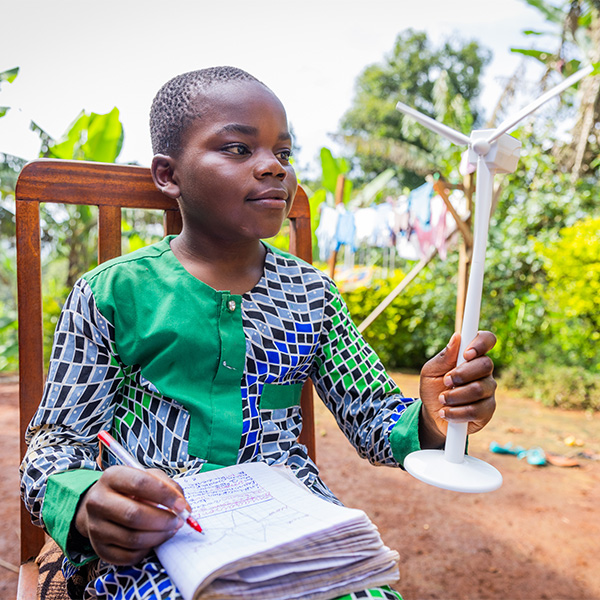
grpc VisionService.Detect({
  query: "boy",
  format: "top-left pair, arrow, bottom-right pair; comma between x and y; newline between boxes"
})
21,66 -> 497,599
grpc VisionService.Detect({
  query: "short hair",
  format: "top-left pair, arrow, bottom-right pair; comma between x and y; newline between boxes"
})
150,66 -> 263,156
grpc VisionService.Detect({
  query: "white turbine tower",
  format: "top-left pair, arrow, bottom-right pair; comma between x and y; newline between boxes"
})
396,64 -> 593,494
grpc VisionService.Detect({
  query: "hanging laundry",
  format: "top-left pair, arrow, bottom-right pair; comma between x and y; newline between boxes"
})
395,230 -> 421,260
431,195 -> 451,260
413,195 -> 449,260
335,205 -> 356,251
407,181 -> 434,227
315,180 -> 462,266
354,206 -> 378,247
315,204 -> 339,261
372,203 -> 395,248
392,195 -> 410,238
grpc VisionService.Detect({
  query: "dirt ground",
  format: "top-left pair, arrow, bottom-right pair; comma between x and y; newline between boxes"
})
1,373 -> 599,600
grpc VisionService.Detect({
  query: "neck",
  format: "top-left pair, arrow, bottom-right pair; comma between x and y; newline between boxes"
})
170,231 -> 266,295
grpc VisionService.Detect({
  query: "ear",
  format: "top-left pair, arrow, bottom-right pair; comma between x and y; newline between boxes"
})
151,154 -> 181,199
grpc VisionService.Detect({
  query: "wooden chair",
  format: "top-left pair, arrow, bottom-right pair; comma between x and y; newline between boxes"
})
15,158 -> 315,598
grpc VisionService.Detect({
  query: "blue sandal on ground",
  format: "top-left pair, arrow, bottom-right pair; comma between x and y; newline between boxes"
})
490,441 -> 547,465
489,441 -> 525,456
518,446 -> 547,466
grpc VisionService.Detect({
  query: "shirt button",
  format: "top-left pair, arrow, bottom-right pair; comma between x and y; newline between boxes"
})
228,300 -> 236,312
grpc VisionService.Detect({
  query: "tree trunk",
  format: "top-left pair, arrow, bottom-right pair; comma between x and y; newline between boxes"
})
561,6 -> 600,179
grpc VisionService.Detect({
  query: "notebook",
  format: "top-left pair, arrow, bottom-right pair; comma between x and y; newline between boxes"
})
156,462 -> 399,600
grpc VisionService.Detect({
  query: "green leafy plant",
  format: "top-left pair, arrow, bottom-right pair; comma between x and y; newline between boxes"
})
46,107 -> 123,163
341,264 -> 456,370
0,66 -> 19,119
500,352 -> 600,411
535,216 -> 600,371
0,80 -> 126,372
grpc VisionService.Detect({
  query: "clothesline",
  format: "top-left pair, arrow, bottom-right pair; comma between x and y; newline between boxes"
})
315,181 -> 468,264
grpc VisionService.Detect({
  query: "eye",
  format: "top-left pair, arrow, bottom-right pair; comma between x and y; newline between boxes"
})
277,149 -> 292,161
223,143 -> 250,156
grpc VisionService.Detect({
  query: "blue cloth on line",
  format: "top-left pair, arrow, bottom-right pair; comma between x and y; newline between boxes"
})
407,182 -> 433,227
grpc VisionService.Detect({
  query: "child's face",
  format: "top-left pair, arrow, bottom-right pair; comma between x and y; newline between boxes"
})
160,80 -> 298,244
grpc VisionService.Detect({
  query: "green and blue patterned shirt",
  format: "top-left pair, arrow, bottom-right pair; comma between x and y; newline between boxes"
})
20,237 -> 421,598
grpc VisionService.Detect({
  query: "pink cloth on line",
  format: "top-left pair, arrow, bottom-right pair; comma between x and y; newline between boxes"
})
413,200 -> 449,260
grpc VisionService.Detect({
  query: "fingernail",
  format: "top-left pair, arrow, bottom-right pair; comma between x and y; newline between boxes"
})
171,519 -> 184,533
438,393 -> 446,405
444,374 -> 453,387
173,497 -> 186,513
441,333 -> 457,356
465,348 -> 477,360
438,409 -> 447,420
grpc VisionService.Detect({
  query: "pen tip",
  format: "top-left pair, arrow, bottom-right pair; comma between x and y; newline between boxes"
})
187,516 -> 203,533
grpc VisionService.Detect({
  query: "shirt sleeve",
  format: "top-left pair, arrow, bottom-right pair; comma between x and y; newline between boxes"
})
19,278 -> 124,563
43,469 -> 102,565
310,280 -> 422,467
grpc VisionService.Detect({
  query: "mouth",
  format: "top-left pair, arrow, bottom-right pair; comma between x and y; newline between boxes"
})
246,189 -> 289,208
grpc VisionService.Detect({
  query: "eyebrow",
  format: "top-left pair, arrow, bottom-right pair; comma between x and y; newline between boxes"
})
218,123 -> 291,141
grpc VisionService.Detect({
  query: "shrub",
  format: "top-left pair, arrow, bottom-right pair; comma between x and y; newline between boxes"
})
534,216 -> 600,372
341,265 -> 455,370
500,352 -> 600,412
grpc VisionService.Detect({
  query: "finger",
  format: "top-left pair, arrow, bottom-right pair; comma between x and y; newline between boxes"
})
87,514 -> 182,553
439,395 -> 496,426
102,466 -> 189,514
146,469 -> 191,512
420,332 -> 461,379
443,355 -> 495,388
89,488 -> 183,532
462,330 -> 497,361
115,497 -> 183,532
440,376 -> 497,407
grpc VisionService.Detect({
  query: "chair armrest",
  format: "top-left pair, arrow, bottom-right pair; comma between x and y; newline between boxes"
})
17,561 -> 39,600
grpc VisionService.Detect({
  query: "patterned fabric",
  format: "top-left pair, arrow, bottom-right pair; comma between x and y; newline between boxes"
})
36,539 -> 68,600
335,585 -> 403,599
20,240 -> 416,599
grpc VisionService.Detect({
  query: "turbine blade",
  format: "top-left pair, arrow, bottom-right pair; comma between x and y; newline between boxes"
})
486,64 -> 594,144
396,101 -> 470,146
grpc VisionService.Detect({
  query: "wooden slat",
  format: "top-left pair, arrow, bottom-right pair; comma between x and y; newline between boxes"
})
298,382 -> 316,462
98,205 -> 122,263
15,199 -> 46,563
15,200 -> 44,450
287,186 -> 315,455
16,159 -> 176,210
18,158 -> 312,219
164,208 -> 183,236
16,561 -> 39,600
288,187 -> 312,264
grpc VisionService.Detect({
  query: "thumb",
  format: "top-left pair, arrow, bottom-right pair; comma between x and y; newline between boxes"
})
422,332 -> 461,378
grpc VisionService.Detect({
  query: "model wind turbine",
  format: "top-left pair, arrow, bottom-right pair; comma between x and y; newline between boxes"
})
396,64 -> 593,493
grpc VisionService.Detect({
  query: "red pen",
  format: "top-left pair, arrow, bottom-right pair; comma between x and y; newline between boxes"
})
98,430 -> 203,534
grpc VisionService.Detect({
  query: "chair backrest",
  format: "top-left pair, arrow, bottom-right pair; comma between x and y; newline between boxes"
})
15,158 -> 315,564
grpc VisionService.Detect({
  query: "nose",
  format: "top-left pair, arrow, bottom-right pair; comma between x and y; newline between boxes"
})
253,152 -> 286,180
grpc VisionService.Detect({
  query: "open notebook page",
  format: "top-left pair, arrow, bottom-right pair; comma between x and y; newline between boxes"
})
155,462 -> 397,600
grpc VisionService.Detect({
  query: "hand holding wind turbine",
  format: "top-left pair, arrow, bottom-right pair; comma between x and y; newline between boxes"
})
396,64 -> 593,493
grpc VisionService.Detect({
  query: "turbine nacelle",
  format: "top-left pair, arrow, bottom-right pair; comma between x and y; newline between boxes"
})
468,130 -> 521,174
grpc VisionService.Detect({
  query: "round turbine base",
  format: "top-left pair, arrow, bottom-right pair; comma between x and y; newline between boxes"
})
404,449 -> 502,493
